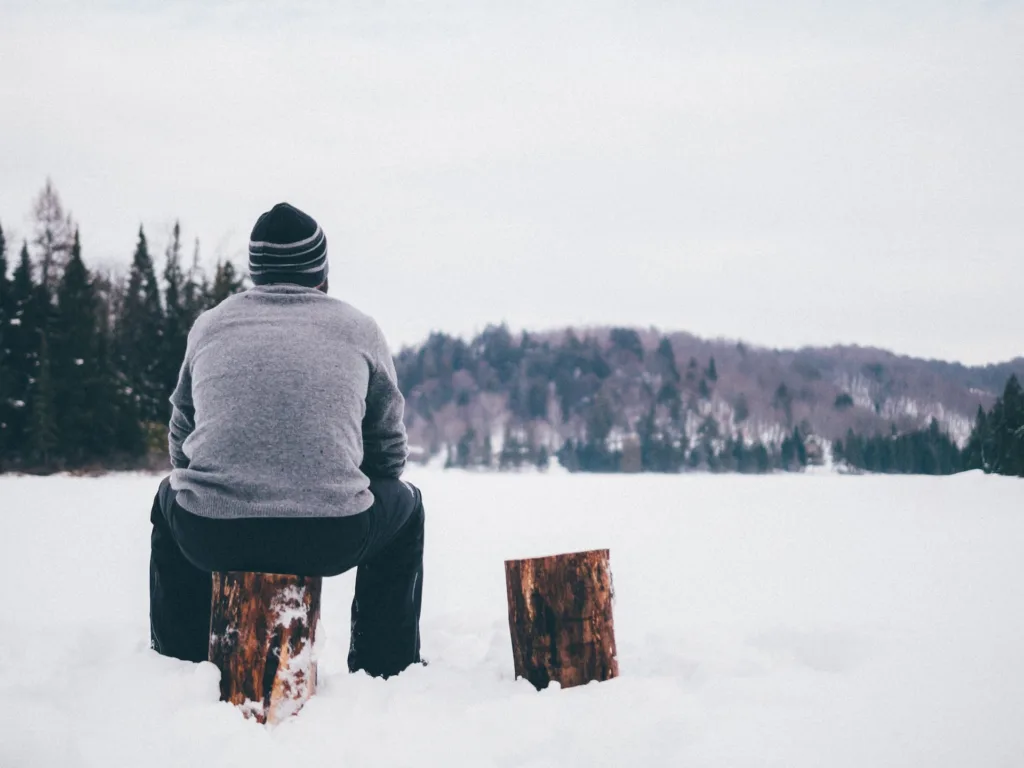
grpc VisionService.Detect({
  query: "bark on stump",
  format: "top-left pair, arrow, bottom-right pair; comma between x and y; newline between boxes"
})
208,572 -> 322,725
504,549 -> 618,690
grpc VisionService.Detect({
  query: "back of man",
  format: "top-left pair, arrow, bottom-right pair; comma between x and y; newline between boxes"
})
149,202 -> 424,679
169,284 -> 406,519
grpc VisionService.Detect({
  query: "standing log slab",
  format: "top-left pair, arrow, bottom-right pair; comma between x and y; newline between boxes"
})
208,572 -> 322,725
504,549 -> 618,690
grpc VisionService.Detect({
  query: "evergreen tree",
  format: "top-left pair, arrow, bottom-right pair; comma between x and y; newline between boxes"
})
0,221 -> 7,311
5,243 -> 39,462
836,422 -> 963,475
963,406 -> 990,471
535,444 -> 550,471
655,337 -> 680,383
455,428 -> 475,468
208,259 -> 245,307
706,357 -> 718,382
609,328 -> 644,361
93,272 -> 143,461
53,231 -> 100,466
117,227 -> 165,423
29,330 -> 58,467
964,376 -> 1024,478
162,222 -> 189,406
525,380 -> 549,420
991,376 -> 1023,476
481,434 -> 494,468
773,383 -> 793,426
182,238 -> 208,326
780,428 -> 808,471
753,441 -> 771,472
0,223 -> 11,465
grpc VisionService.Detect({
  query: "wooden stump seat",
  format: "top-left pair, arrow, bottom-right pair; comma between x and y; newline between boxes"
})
208,572 -> 322,725
504,549 -> 618,690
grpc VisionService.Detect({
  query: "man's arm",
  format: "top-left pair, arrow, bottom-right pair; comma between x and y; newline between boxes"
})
168,346 -> 195,470
361,323 -> 408,479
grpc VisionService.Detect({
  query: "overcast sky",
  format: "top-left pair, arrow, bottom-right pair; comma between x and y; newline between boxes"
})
0,1 -> 1021,364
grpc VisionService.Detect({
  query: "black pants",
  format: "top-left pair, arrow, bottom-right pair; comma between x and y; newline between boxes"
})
150,476 -> 424,678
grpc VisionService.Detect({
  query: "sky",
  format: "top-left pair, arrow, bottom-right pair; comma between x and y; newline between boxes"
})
0,1 -> 1021,365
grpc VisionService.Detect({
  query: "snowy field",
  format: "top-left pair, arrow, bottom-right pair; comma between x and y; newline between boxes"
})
1,470 -> 1022,768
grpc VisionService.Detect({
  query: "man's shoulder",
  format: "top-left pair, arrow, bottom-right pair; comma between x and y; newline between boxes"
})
189,290 -> 387,348
325,297 -> 378,328
188,292 -> 245,335
311,296 -> 385,341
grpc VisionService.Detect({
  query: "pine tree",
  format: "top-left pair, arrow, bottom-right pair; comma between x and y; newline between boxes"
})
53,230 -> 100,466
117,227 -> 165,423
182,237 -> 208,326
29,330 -> 58,468
966,376 -> 1024,478
208,259 -> 245,307
93,272 -> 143,461
706,357 -> 718,382
6,243 -> 39,463
964,405 -> 990,471
609,328 -> 644,361
0,223 -> 11,465
535,444 -> 550,471
655,337 -> 680,382
993,375 -> 1023,476
753,441 -> 770,473
162,222 -> 189,407
793,428 -> 808,467
773,383 -> 793,426
455,428 -> 475,468
481,434 -> 494,468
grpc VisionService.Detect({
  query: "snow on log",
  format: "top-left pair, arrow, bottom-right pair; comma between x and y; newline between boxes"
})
208,572 -> 322,725
504,549 -> 618,691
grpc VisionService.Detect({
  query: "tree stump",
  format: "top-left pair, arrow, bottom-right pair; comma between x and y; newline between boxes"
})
208,572 -> 322,725
504,549 -> 618,690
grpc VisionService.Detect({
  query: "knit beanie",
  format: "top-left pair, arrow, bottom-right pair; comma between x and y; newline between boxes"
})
248,203 -> 328,287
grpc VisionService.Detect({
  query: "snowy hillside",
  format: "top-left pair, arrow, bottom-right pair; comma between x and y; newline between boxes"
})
1,470 -> 1023,767
397,328 -> 1024,468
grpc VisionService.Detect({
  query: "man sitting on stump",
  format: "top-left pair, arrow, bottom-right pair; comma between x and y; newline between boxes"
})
149,202 -> 424,679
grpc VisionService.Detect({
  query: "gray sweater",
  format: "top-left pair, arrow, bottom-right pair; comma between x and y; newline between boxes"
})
168,284 -> 407,519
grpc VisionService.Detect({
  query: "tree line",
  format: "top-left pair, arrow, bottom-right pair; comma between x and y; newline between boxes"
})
2,183 -> 1021,478
0,182 -> 245,472
399,327 -> 831,474
832,375 -> 1022,476
962,375 -> 1024,476
398,326 -> 1023,477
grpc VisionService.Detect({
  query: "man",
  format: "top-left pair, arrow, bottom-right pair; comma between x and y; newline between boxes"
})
149,202 -> 424,679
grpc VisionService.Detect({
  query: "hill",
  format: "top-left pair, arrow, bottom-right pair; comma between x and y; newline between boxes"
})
395,325 -> 1024,469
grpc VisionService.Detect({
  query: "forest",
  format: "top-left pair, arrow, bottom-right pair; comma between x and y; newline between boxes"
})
1,183 -> 1021,477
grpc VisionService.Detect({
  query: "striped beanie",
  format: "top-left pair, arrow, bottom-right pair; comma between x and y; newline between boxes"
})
248,202 -> 328,287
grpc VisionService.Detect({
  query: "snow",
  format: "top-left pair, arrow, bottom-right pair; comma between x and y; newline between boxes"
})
269,584 -> 311,628
1,470 -> 1023,767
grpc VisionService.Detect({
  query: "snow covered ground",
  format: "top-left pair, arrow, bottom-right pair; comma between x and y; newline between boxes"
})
1,470 -> 1022,767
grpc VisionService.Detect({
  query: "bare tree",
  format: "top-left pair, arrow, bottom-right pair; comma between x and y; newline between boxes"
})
32,179 -> 75,292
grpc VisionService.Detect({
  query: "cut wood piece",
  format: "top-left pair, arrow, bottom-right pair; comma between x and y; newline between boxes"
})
208,572 -> 322,725
504,549 -> 618,691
